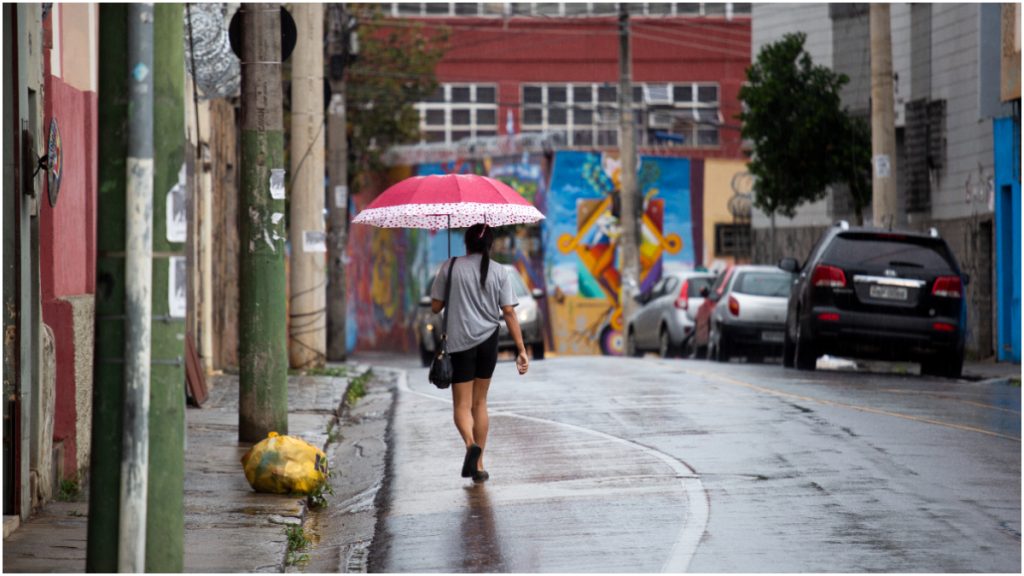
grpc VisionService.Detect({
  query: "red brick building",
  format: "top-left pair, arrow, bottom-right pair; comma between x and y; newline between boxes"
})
385,2 -> 751,160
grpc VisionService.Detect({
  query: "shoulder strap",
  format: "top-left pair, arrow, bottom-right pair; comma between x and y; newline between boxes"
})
441,257 -> 457,341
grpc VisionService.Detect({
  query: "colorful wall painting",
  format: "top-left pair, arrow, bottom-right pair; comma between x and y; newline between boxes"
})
347,154 -> 548,354
544,151 -> 695,356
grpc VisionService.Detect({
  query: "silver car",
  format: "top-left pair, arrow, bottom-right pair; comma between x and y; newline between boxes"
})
625,271 -> 715,358
416,264 -> 545,366
705,265 -> 794,363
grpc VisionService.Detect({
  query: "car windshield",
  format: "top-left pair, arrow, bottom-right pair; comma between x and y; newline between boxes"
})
506,267 -> 530,298
823,234 -> 955,271
687,276 -> 713,297
733,271 -> 792,297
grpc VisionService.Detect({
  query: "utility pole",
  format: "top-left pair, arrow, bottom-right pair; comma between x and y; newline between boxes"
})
618,3 -> 641,328
870,3 -> 898,228
289,3 -> 326,369
120,3 -> 154,572
326,3 -> 350,362
239,3 -> 288,442
147,3 -> 185,571
88,3 -> 127,570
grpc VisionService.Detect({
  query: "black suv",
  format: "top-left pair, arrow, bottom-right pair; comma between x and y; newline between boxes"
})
778,222 -> 968,378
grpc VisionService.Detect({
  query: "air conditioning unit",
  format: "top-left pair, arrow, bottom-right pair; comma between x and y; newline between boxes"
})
644,84 -> 672,105
648,111 -> 675,129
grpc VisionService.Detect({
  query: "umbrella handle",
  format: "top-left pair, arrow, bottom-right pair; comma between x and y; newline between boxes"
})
447,214 -> 451,260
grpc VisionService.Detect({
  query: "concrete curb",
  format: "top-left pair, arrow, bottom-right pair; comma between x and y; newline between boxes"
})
289,364 -> 396,573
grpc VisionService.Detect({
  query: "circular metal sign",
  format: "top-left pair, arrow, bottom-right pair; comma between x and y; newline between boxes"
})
47,117 -> 62,207
228,6 -> 297,63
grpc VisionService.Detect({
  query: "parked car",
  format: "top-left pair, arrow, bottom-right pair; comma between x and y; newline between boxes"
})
691,265 -> 794,362
625,271 -> 715,358
416,264 -> 546,366
778,222 -> 968,378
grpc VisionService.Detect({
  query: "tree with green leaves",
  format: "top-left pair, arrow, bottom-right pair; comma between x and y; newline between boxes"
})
345,5 -> 448,193
739,32 -> 871,228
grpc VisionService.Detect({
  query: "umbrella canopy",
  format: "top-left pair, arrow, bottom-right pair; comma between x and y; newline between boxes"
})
351,174 -> 545,230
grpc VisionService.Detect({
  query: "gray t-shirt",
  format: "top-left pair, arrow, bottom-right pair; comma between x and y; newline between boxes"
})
430,254 -> 518,353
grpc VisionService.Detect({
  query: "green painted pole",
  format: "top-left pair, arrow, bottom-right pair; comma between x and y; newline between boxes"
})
87,4 -> 127,571
146,3 -> 185,571
238,3 -> 288,442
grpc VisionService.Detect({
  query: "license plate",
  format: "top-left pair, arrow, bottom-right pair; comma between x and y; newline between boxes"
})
761,331 -> 784,343
869,284 -> 908,301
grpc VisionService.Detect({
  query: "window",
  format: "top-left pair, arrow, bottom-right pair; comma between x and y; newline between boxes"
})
521,81 -> 721,148
715,224 -> 751,257
415,83 -> 499,144
390,3 -> 752,18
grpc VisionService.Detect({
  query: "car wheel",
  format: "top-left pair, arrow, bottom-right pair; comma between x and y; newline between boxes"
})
794,315 -> 816,371
626,329 -> 642,358
783,326 -> 795,368
716,330 -> 731,363
921,351 -> 963,379
658,328 -> 674,359
531,341 -> 545,361
419,344 -> 433,367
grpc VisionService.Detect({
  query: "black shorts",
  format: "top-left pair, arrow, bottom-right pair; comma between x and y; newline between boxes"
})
450,327 -> 500,384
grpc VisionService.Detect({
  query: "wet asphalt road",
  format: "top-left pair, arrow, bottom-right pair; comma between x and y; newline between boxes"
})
364,354 -> 1021,572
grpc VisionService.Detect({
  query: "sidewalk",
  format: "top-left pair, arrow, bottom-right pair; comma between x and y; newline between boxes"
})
962,358 -> 1021,384
3,364 -> 388,573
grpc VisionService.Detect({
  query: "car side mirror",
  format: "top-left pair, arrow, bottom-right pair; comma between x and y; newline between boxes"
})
531,288 -> 544,299
635,292 -> 649,304
419,296 -> 432,308
699,286 -> 710,298
777,257 -> 800,273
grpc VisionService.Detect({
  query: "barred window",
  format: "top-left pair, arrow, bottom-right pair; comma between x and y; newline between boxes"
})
521,81 -> 721,148
415,83 -> 499,144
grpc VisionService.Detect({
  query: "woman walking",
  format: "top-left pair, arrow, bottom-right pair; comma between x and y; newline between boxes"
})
430,223 -> 530,482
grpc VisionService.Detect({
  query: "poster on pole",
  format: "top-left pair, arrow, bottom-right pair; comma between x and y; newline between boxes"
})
167,164 -> 187,243
169,257 -> 187,318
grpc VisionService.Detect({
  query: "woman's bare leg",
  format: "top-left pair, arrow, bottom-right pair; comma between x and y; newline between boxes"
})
451,380 -> 476,447
471,377 -> 491,470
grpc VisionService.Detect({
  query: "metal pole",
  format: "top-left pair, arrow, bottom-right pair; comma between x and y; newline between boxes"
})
870,3 -> 898,228
618,3 -> 641,328
88,4 -> 127,570
239,3 -> 288,442
120,3 -> 154,572
289,2 -> 326,368
146,3 -> 185,571
326,3 -> 349,361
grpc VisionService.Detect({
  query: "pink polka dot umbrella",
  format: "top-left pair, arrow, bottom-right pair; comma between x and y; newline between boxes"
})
351,173 -> 545,256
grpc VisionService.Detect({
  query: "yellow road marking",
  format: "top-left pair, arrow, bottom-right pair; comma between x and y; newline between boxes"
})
685,369 -> 1021,442
878,388 -> 1022,415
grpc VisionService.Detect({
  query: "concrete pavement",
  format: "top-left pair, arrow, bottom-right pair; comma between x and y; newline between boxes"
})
3,365 -> 385,573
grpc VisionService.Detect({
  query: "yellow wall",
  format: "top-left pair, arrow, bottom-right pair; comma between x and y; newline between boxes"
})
703,159 -> 751,269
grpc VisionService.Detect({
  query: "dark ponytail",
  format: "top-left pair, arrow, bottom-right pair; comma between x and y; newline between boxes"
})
465,223 -> 494,288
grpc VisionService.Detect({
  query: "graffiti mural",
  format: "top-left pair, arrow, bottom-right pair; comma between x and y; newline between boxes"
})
545,151 -> 695,355
347,154 -> 548,354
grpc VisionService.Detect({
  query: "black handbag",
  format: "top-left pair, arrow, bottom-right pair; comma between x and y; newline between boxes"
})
428,257 -> 456,389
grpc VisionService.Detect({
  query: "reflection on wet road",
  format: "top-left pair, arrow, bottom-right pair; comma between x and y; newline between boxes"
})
365,354 -> 1020,572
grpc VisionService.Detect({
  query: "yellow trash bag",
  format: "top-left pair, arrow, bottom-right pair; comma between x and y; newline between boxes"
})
241,432 -> 328,494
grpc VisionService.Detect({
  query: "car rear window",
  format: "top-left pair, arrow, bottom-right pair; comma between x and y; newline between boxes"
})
506,268 -> 530,298
823,234 -> 955,271
687,277 -> 713,297
733,271 -> 792,297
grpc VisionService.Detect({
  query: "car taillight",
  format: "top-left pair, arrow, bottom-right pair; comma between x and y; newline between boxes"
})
811,265 -> 847,288
933,322 -> 956,332
674,280 -> 690,310
818,313 -> 840,322
728,295 -> 739,316
932,276 -> 962,298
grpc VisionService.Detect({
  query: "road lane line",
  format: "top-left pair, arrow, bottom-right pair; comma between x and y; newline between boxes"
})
684,368 -> 1021,443
388,367 -> 710,573
877,389 -> 1022,414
